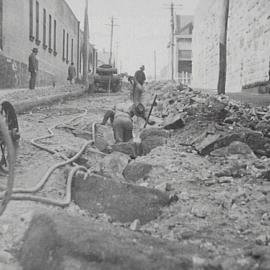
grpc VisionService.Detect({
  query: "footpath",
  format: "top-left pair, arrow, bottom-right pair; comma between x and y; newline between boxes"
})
0,84 -> 87,114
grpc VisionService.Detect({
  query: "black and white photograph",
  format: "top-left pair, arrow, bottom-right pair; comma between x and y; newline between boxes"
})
0,0 -> 270,269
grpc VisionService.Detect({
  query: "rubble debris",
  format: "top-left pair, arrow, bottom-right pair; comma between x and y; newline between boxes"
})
163,115 -> 185,130
139,128 -> 170,141
130,219 -> 141,231
71,174 -> 170,224
194,130 -> 270,157
111,141 -> 141,158
18,211 -> 194,270
99,152 -> 130,180
141,135 -> 166,155
123,161 -> 153,182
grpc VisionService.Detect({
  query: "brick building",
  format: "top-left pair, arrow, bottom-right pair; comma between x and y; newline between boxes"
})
0,0 -> 97,89
192,0 -> 270,92
174,15 -> 193,85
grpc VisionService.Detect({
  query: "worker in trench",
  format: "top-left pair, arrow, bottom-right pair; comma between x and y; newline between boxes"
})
101,103 -> 154,143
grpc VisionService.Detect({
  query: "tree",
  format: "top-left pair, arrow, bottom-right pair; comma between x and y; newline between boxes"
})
217,0 -> 230,95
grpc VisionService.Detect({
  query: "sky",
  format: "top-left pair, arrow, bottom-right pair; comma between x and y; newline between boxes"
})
65,0 -> 199,78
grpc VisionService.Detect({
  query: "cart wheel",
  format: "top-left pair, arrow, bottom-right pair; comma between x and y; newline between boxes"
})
0,101 -> 19,174
0,115 -> 16,216
1,101 -> 19,132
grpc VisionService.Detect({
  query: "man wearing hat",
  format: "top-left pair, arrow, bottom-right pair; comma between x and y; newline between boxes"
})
133,65 -> 146,105
101,103 -> 153,143
28,48 -> 39,89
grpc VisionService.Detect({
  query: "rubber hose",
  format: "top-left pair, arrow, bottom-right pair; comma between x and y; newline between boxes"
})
2,166 -> 87,207
30,110 -> 88,157
12,140 -> 93,194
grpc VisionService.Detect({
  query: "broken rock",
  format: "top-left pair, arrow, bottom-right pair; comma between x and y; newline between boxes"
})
191,204 -> 208,218
130,219 -> 141,231
163,115 -> 185,130
111,142 -> 141,157
141,136 -> 166,155
139,127 -> 169,141
72,174 -> 170,224
123,161 -> 153,182
99,152 -> 130,180
18,211 -> 194,270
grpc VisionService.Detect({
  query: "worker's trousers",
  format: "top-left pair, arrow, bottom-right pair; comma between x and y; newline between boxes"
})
113,115 -> 133,143
133,83 -> 144,105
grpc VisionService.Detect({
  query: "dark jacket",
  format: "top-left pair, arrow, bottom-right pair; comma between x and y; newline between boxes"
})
68,65 -> 76,80
28,53 -> 38,73
134,70 -> 146,85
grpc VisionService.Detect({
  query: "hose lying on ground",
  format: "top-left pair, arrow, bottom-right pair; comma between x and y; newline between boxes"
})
5,166 -> 87,207
13,140 -> 93,194
0,110 -> 104,207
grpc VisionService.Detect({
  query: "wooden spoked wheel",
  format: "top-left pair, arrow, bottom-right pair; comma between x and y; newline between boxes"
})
0,102 -> 18,216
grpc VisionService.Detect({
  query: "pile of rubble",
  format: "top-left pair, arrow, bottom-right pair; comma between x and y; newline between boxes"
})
13,81 -> 270,270
145,81 -> 270,158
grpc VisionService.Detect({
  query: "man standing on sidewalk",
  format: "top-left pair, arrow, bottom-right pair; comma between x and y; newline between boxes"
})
67,62 -> 76,84
28,48 -> 39,90
133,65 -> 146,105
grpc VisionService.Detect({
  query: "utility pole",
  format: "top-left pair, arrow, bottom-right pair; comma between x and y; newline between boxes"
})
115,41 -> 119,69
163,2 -> 182,82
170,2 -> 175,81
217,0 -> 230,95
107,17 -> 119,66
82,0 -> 89,86
109,17 -> 114,65
154,50 -> 157,81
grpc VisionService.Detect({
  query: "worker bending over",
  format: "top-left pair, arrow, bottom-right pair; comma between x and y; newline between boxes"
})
101,103 -> 153,143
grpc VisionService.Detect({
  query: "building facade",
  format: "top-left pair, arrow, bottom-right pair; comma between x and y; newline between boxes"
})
174,15 -> 193,85
0,0 -> 96,89
192,0 -> 270,92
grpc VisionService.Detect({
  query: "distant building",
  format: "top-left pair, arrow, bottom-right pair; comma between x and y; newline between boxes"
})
174,15 -> 193,85
0,0 -> 97,89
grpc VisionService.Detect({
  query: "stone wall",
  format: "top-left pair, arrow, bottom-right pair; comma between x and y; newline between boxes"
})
192,0 -> 270,92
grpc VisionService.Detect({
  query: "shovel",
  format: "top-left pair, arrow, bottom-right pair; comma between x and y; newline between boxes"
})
144,95 -> 158,128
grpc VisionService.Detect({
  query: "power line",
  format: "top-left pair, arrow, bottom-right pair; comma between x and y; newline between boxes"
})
105,17 -> 119,66
163,2 -> 183,81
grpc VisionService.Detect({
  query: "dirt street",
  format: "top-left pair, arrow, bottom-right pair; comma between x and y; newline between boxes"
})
1,84 -> 270,269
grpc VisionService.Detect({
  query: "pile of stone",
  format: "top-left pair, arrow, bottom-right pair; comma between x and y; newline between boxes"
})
146,82 -> 270,158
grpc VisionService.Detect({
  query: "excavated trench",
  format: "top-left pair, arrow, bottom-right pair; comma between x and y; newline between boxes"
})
69,123 -> 172,224
8,102 -> 173,226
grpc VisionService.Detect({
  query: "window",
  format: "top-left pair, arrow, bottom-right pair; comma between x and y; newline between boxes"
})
179,50 -> 192,59
35,1 -> 40,45
66,33 -> 69,63
42,9 -> 47,48
53,19 -> 57,55
29,0 -> 34,40
62,29 -> 65,61
71,38 -> 74,63
48,14 -> 52,52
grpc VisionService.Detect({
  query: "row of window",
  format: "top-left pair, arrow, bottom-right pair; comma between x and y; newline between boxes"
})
29,0 -> 75,64
62,29 -> 74,64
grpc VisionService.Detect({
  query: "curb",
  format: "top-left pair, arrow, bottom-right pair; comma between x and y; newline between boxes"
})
10,89 -> 87,114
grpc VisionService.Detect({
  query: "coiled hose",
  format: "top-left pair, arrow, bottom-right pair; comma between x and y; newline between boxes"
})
0,110 -> 103,207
